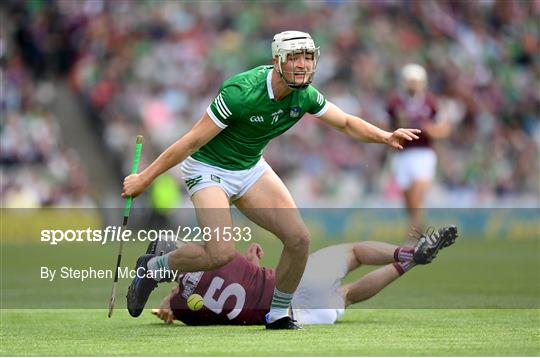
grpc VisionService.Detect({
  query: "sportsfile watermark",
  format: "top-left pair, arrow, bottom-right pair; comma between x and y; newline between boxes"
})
2,208 -> 538,309
40,225 -> 252,245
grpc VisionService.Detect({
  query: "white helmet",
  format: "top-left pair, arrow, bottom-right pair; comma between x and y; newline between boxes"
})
401,63 -> 427,94
401,63 -> 427,83
272,31 -> 320,90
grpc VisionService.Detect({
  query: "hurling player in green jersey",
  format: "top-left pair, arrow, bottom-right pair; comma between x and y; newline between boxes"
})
122,31 -> 421,329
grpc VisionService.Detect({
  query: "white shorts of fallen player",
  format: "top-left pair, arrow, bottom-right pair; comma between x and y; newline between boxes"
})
291,244 -> 350,325
180,156 -> 270,200
391,147 -> 437,190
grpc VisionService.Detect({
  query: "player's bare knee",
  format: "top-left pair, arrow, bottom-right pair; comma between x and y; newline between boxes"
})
353,242 -> 368,257
284,229 -> 311,255
206,248 -> 235,270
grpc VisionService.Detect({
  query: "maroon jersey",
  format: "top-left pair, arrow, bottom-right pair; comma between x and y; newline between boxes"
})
387,91 -> 438,148
170,253 -> 275,325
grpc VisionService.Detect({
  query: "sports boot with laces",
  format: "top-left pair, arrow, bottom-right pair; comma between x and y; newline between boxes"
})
413,225 -> 458,264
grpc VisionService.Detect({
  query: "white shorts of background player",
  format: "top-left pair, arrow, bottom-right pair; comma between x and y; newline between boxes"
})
391,147 -> 437,190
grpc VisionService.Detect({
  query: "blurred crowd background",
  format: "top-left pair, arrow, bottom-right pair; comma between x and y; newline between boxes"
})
2,0 -> 539,209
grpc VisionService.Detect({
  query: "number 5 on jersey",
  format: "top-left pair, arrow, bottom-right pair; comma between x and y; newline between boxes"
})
203,276 -> 246,320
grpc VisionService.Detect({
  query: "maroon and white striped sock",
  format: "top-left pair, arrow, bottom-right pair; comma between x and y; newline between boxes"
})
394,247 -> 414,262
393,261 -> 416,276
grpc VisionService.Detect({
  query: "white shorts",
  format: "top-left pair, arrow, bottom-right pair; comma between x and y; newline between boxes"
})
391,147 -> 437,190
291,244 -> 351,325
180,156 -> 270,201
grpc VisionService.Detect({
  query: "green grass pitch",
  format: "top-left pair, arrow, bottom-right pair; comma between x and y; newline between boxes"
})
1,238 -> 539,356
1,309 -> 538,356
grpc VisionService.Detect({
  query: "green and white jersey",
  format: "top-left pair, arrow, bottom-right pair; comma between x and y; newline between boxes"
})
191,65 -> 329,170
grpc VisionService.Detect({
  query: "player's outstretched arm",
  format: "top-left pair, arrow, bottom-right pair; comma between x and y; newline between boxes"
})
122,113 -> 223,198
319,102 -> 421,150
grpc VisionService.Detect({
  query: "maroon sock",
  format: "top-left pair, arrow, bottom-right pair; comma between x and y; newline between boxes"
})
394,247 -> 414,262
392,261 -> 416,276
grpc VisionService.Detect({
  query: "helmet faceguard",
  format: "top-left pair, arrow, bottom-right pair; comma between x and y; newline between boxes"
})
272,31 -> 320,90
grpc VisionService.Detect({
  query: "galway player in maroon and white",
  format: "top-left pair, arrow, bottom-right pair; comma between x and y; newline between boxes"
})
164,244 -> 273,326
387,64 -> 453,236
152,226 -> 457,326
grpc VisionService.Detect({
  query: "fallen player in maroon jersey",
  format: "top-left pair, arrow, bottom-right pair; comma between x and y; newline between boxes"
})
152,225 -> 457,325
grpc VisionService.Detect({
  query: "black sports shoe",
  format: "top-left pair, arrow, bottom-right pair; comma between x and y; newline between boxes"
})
413,225 -> 458,264
145,234 -> 178,255
265,316 -> 303,330
145,238 -> 158,255
126,254 -> 158,317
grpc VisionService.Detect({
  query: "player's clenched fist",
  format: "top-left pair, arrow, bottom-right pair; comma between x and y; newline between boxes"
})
246,243 -> 265,266
121,174 -> 148,198
248,243 -> 264,259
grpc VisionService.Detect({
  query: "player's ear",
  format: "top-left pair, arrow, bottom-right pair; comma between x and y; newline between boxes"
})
272,57 -> 279,70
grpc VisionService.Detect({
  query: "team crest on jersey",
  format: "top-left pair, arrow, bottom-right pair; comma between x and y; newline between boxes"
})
290,107 -> 301,118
